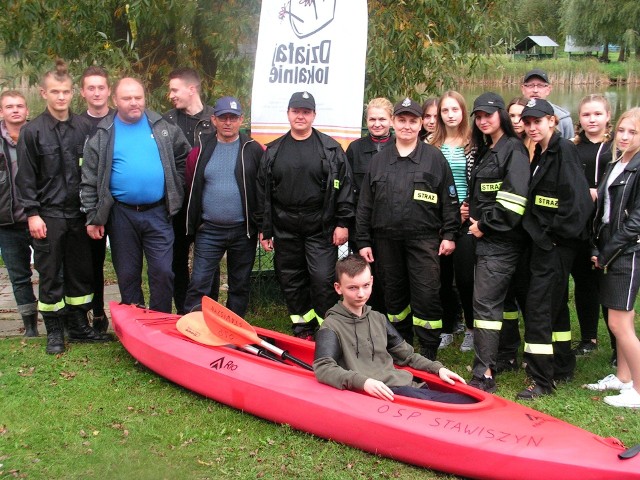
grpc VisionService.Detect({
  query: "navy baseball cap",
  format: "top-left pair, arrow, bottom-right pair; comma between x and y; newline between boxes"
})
288,91 -> 316,110
214,96 -> 243,116
521,98 -> 555,118
472,92 -> 505,115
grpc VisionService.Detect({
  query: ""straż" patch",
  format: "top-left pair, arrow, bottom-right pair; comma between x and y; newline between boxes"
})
414,190 -> 438,203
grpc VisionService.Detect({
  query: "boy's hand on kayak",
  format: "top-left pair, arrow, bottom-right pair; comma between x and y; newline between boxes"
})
438,368 -> 467,385
364,378 -> 395,401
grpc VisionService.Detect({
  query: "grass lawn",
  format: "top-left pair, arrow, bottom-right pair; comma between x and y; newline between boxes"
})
1,253 -> 639,479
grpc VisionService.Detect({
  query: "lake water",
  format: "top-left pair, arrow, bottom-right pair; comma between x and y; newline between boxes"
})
457,84 -> 640,126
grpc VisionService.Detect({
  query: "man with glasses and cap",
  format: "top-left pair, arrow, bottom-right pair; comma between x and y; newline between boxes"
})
183,97 -> 263,316
256,91 -> 355,339
521,68 -> 574,139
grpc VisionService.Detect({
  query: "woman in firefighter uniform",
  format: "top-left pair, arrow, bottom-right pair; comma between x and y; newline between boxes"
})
357,98 -> 459,360
518,99 -> 593,399
466,93 -> 530,393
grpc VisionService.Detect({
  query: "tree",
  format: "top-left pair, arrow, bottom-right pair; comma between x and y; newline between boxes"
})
0,0 -> 260,109
1,1 -> 512,108
560,0 -> 639,62
365,0 -> 511,99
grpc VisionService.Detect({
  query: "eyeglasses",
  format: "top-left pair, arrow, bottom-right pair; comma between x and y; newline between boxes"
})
523,83 -> 549,89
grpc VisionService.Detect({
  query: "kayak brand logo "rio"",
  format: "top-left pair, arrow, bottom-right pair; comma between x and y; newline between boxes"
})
210,357 -> 239,371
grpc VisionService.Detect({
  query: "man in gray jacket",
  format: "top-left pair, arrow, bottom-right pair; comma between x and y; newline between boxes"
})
521,69 -> 574,139
81,77 -> 191,313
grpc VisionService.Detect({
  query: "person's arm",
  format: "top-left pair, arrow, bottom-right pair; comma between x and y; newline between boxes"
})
80,133 -> 101,225
598,169 -> 640,266
550,142 -> 594,241
355,170 -> 374,252
172,127 -> 191,186
333,147 -> 355,234
385,322 -> 444,374
313,328 -> 369,391
476,143 -> 530,235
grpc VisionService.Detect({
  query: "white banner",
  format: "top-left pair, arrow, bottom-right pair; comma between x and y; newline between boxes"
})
251,0 -> 368,150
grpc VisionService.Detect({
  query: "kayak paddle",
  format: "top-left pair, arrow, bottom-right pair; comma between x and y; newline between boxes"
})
201,296 -> 313,371
176,312 -> 284,363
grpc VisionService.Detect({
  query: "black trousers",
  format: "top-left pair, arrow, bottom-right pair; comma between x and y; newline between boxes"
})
173,209 -> 220,314
497,246 -> 530,363
273,224 -> 338,331
570,240 -> 600,340
89,235 -> 107,316
452,228 -> 475,330
472,248 -> 521,378
33,216 -> 93,320
374,236 -> 442,353
524,243 -> 576,390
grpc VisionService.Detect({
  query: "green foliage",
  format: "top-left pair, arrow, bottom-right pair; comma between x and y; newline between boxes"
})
365,1 -> 512,99
0,0 -> 260,110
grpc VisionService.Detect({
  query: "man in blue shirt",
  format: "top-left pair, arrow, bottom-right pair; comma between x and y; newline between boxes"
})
81,77 -> 191,313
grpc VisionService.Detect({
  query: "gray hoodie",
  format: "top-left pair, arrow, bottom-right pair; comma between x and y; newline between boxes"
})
314,301 -> 443,391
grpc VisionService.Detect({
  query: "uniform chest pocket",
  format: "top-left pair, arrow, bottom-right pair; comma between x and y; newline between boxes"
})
413,172 -> 438,205
370,172 -> 388,194
39,144 -> 62,178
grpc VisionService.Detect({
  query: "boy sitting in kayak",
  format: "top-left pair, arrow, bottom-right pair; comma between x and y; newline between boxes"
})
313,254 -> 475,404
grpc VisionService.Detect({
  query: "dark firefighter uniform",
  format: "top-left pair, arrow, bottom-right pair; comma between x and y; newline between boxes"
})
256,128 -> 354,337
346,132 -> 395,313
16,109 -> 107,353
356,140 -> 459,359
522,131 -> 593,393
468,134 -> 530,379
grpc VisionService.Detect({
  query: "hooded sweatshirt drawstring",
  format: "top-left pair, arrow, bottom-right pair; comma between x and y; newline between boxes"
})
352,313 -> 375,360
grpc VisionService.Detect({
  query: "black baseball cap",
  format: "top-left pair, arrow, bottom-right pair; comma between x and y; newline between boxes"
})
393,97 -> 422,117
523,69 -> 550,84
472,92 -> 505,115
520,98 -> 555,118
288,91 -> 316,110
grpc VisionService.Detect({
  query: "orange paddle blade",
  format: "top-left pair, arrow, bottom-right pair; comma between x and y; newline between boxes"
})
202,296 -> 261,344
176,312 -> 229,346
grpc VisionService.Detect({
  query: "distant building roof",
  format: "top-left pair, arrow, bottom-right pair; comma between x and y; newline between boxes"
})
514,36 -> 559,51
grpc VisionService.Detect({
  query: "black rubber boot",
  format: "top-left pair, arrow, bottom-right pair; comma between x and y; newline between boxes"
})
90,312 -> 109,334
43,316 -> 65,354
22,314 -> 39,337
67,310 -> 111,342
415,323 -> 440,361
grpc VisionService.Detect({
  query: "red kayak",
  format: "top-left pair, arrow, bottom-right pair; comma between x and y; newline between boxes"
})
111,302 -> 640,480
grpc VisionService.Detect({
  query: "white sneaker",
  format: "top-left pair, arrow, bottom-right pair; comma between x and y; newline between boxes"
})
460,331 -> 474,352
584,374 -> 633,391
438,333 -> 454,350
604,388 -> 640,408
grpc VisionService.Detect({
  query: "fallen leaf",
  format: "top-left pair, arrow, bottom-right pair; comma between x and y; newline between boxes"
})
79,430 -> 87,438
60,371 -> 76,380
123,430 -> 129,437
197,459 -> 213,466
0,426 -> 7,435
18,367 -> 35,377
92,431 -> 100,436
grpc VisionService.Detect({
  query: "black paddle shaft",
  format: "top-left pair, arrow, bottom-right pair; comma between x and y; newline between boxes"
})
282,351 -> 313,371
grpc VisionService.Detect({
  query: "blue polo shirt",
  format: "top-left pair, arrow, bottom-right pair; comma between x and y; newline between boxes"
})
110,113 -> 165,204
